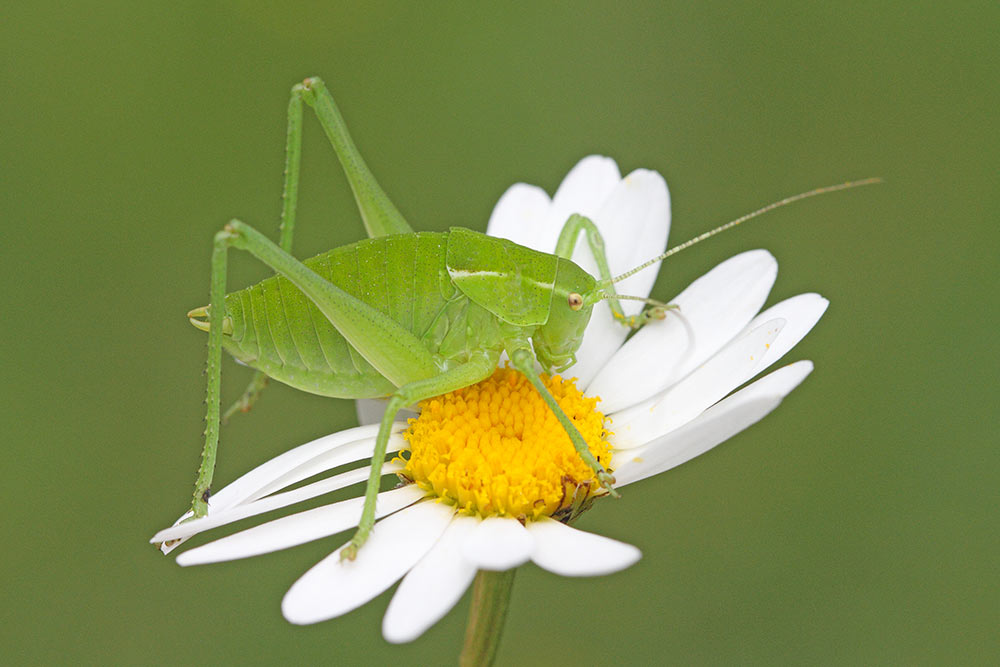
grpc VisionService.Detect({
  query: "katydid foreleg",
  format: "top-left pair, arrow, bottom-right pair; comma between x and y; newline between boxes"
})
222,88 -> 305,423
555,213 -> 669,329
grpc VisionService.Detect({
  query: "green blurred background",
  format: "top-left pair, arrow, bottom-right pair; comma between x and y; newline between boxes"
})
2,2 -> 996,664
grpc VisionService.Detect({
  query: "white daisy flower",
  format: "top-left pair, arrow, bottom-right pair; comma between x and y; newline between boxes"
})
151,156 -> 827,645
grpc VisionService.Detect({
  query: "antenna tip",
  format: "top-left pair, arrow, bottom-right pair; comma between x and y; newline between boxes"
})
847,176 -> 884,187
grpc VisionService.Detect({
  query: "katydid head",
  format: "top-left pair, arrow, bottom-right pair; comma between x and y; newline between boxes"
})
534,259 -> 596,372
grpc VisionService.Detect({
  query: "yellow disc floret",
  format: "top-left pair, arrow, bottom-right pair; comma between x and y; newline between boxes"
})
401,367 -> 611,520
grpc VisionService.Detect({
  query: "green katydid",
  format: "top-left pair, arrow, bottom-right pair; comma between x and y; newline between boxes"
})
179,76 -> 879,560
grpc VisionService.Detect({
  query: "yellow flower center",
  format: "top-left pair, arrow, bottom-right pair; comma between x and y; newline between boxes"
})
401,368 -> 611,520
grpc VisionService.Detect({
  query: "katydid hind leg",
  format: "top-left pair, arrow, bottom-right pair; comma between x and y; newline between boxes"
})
224,78 -> 413,421
297,77 -> 413,238
505,342 -> 620,498
222,219 -> 439,386
340,353 -> 498,561
223,88 -> 304,422
221,371 -> 269,424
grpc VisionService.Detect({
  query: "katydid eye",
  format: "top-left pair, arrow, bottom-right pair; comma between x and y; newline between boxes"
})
567,293 -> 583,310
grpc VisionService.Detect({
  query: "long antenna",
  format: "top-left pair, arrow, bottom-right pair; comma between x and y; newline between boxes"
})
606,177 -> 883,285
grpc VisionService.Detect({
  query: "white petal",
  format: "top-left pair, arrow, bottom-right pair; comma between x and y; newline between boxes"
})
152,460 -> 404,544
176,485 -> 428,566
547,155 -> 622,228
282,500 -> 455,625
741,293 -> 828,379
527,517 -> 641,577
462,516 -> 535,571
159,423 -> 403,554
382,515 -> 480,643
249,432 -> 408,502
734,358 -> 815,397
211,424 -> 383,506
565,170 -> 671,387
485,183 -> 552,250
589,250 -> 778,413
610,319 -> 786,448
612,361 -> 814,487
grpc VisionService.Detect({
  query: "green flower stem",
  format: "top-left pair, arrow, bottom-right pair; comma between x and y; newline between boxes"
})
459,569 -> 516,667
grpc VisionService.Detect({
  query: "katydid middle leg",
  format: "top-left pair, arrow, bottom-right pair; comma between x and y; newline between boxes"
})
225,77 -> 414,421
340,351 -> 499,561
223,89 -> 305,422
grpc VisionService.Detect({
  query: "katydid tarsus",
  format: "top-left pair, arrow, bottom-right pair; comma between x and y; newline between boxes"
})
179,76 -> 880,560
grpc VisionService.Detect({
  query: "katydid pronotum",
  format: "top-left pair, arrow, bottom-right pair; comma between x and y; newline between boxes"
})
175,77 -> 879,560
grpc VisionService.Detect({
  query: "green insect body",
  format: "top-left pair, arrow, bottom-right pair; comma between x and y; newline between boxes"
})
175,76 -> 876,560
202,229 -> 596,400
